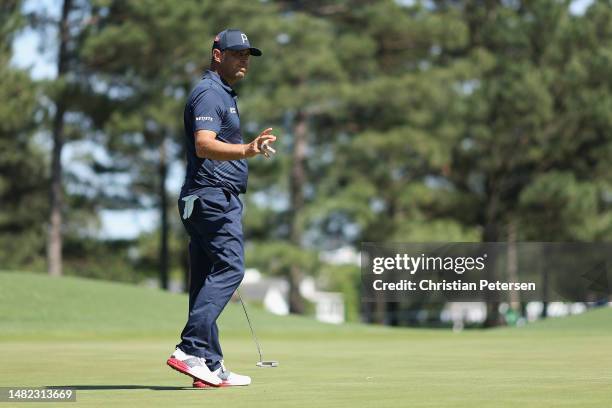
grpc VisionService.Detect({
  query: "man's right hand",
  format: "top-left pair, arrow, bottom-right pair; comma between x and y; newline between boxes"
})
245,128 -> 277,158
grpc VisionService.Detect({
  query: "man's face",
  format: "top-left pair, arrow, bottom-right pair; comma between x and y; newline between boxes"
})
217,49 -> 250,84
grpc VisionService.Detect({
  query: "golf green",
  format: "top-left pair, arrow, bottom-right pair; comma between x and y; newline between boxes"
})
1,272 -> 610,407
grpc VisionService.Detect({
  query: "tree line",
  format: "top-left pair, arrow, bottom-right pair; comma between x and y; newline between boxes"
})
2,0 -> 611,325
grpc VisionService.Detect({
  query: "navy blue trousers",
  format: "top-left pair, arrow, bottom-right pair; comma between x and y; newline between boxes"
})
177,186 -> 244,371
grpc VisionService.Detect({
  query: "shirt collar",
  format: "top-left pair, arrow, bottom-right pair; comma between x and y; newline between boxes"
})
204,70 -> 237,97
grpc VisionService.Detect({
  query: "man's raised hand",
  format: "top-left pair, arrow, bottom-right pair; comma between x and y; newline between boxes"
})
246,127 -> 277,158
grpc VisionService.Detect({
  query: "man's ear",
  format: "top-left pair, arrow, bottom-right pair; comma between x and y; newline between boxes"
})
213,48 -> 223,64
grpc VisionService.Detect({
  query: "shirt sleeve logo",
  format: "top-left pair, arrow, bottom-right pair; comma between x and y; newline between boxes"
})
229,107 -> 237,114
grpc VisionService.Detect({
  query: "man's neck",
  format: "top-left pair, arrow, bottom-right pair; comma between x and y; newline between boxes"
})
211,68 -> 236,87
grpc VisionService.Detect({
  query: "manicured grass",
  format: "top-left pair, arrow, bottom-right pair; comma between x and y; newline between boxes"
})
0,272 -> 610,407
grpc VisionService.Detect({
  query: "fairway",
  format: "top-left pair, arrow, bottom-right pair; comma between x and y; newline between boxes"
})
1,272 -> 610,408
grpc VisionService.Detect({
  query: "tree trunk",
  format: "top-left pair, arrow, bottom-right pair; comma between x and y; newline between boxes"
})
386,302 -> 399,326
507,220 -> 520,312
541,245 -> 550,319
373,290 -> 386,325
288,110 -> 308,314
47,0 -> 72,277
159,137 -> 169,290
48,111 -> 64,277
288,265 -> 303,314
483,193 -> 501,327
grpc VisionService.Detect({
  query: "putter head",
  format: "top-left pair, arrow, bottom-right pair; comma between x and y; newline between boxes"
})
256,361 -> 279,368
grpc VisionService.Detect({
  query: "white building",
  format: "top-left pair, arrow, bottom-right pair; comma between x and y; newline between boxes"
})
239,269 -> 345,324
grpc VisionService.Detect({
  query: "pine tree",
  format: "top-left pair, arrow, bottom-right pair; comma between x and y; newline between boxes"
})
0,0 -> 48,270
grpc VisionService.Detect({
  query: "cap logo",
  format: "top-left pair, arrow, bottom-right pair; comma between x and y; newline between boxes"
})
241,33 -> 248,43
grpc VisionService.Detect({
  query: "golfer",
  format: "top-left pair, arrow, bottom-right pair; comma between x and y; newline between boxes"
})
167,29 -> 276,387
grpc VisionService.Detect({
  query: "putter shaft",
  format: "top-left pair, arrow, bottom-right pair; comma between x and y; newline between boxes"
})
237,289 -> 264,362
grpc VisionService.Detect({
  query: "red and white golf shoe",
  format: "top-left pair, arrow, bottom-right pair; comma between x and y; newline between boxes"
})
166,348 -> 222,387
193,361 -> 251,388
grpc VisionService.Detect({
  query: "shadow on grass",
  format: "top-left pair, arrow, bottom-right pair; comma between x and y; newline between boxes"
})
46,385 -> 209,391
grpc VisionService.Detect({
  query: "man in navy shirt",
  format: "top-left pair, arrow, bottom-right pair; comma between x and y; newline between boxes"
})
167,29 -> 276,388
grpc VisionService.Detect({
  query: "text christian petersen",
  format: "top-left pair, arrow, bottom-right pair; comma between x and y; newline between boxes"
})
370,253 -> 536,292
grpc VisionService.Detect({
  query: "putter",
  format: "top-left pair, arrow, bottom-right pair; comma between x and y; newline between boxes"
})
237,289 -> 279,368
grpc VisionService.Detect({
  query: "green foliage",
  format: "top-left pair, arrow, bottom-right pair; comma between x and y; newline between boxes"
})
6,0 -> 612,322
0,66 -> 47,268
62,236 -> 141,282
246,240 -> 320,278
519,172 -> 610,240
318,263 -> 361,322
0,1 -> 47,270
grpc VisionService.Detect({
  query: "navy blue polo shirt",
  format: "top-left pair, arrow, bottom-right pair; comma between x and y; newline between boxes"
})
181,70 -> 248,196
